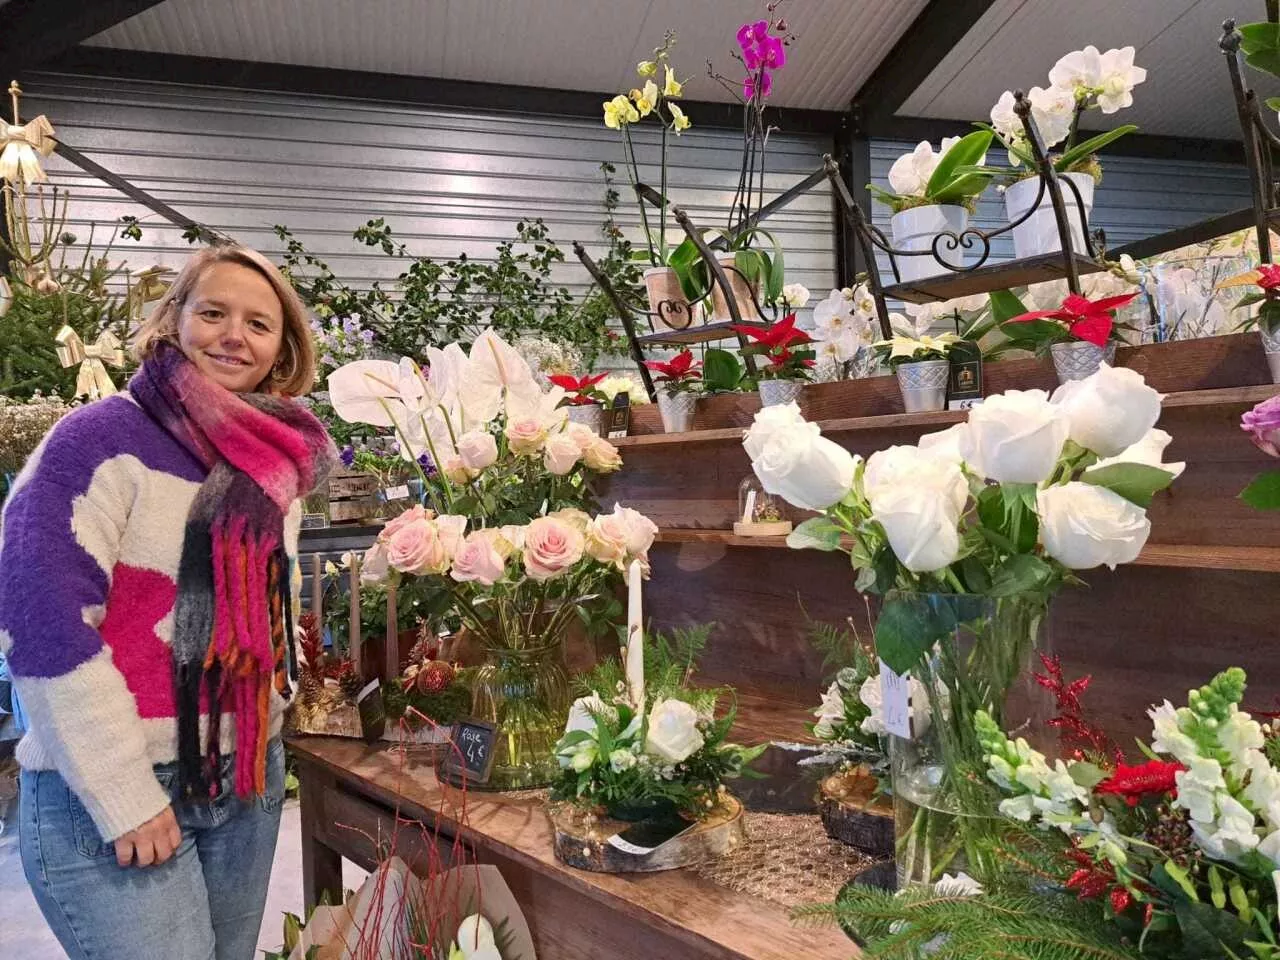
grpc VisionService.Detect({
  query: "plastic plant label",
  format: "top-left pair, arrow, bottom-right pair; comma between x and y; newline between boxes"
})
878,658 -> 913,740
384,484 -> 410,501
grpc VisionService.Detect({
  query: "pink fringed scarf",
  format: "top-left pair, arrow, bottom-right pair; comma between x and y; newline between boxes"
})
131,342 -> 336,800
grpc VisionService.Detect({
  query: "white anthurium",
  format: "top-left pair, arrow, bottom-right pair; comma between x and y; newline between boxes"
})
506,382 -> 569,431
468,328 -> 540,414
327,359 -> 409,428
1096,46 -> 1146,114
1048,46 -> 1103,95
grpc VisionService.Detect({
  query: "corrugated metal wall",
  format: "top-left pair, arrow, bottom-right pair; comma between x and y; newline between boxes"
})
868,139 -> 1252,286
21,72 -> 838,319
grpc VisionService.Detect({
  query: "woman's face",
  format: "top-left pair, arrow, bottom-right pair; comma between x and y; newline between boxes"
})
176,261 -> 285,393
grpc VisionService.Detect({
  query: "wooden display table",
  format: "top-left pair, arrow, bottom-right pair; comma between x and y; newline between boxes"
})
289,736 -> 856,960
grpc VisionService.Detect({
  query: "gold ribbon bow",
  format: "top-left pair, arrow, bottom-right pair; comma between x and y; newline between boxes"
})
55,325 -> 124,400
0,114 -> 55,184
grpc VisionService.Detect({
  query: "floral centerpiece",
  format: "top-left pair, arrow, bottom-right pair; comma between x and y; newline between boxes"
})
1221,264 -> 1280,382
644,349 -> 702,432
1002,290 -> 1140,382
874,331 -> 963,413
744,365 -> 1180,886
731,312 -> 815,406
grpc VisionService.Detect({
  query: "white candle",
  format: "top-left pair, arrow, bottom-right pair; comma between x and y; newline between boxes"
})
624,559 -> 645,707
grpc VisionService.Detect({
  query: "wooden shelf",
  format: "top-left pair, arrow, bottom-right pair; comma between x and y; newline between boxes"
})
653,529 -> 1280,574
636,319 -> 767,347
614,383 -> 1278,449
881,252 -> 1102,305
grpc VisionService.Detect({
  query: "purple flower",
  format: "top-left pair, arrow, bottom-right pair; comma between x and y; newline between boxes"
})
321,354 -> 336,369
417,452 -> 437,476
340,445 -> 356,468
359,328 -> 375,345
342,315 -> 359,335
309,318 -> 323,333
1242,395 -> 1280,457
737,20 -> 781,74
744,70 -> 773,101
760,35 -> 786,70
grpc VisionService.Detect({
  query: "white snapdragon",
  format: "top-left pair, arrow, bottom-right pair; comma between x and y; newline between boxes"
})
1174,756 -> 1227,824
1149,700 -> 1199,766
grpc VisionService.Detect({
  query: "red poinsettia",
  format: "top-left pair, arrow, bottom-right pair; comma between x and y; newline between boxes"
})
1094,760 -> 1184,806
644,350 -> 703,391
731,314 -> 816,381
1258,264 -> 1280,290
1006,292 -> 1138,347
549,372 -> 608,406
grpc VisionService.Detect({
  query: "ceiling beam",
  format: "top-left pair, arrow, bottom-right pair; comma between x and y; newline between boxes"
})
0,0 -> 167,78
36,46 -> 847,137
852,0 -> 997,133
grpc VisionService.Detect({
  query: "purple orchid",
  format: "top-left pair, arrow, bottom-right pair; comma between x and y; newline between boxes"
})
744,70 -> 773,101
736,17 -> 785,101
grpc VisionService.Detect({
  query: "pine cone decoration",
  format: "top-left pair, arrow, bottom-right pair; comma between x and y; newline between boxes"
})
298,670 -> 323,703
1145,803 -> 1197,866
415,659 -> 456,695
337,664 -> 364,700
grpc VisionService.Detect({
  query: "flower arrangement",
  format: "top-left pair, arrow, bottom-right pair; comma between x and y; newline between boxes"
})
644,349 -> 702,395
731,313 -> 815,380
550,624 -> 764,820
873,332 -> 962,369
872,131 -> 996,214
1221,263 -> 1280,335
548,372 -> 608,407
1240,394 -> 1280,510
985,45 -> 1146,179
1002,291 -> 1140,352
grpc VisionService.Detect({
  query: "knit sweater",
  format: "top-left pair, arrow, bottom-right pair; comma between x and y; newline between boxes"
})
0,393 -> 302,841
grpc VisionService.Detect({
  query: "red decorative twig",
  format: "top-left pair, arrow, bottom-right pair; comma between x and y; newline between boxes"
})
1035,653 -> 1123,765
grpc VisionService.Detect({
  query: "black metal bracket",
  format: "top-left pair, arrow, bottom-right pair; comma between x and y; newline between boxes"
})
1221,18 -> 1280,263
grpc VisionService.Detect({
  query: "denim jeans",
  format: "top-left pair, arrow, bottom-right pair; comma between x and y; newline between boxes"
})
19,738 -> 285,960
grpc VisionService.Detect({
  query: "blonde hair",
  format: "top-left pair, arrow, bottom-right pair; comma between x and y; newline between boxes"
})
133,244 -> 317,397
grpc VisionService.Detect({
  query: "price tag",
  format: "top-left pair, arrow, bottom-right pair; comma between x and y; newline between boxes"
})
355,679 -> 386,743
606,393 -> 632,439
300,513 -> 328,530
878,659 -> 913,740
383,484 -> 410,501
441,718 -> 498,783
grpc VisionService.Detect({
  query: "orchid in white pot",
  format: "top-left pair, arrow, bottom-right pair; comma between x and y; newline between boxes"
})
870,130 -> 995,284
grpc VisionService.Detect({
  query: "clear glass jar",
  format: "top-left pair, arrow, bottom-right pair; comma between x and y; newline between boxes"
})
734,476 -> 792,536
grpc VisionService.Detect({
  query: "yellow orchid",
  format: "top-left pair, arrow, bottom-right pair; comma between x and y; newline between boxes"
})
663,66 -> 683,98
876,333 -> 961,361
668,102 -> 691,134
603,94 -> 639,129
632,80 -> 658,118
637,60 -> 658,78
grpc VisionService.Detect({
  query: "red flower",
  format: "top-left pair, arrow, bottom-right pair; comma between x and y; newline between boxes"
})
1258,264 -> 1280,290
549,372 -> 608,405
1094,760 -> 1184,805
644,350 -> 702,382
731,313 -> 812,356
1006,292 -> 1138,347
1109,887 -> 1133,915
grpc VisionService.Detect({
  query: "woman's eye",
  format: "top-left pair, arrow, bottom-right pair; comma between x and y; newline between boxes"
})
201,309 -> 222,320
251,319 -> 272,333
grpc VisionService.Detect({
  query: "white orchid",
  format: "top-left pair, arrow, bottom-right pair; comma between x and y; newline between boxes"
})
779,283 -> 811,309
1096,46 -> 1146,114
886,137 -> 961,199
1049,46 -> 1103,95
990,90 -> 1023,144
1027,85 -> 1075,149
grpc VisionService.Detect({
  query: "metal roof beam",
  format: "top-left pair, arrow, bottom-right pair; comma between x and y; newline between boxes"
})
0,0 -> 167,77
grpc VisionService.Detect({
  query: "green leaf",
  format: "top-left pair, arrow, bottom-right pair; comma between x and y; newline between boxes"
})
1173,899 -> 1251,959
1068,761 -> 1107,789
999,317 -> 1071,347
1156,861 -> 1199,902
1236,291 -> 1266,309
925,129 -> 995,200
1209,865 -> 1227,911
1242,21 -> 1280,79
989,553 -> 1055,597
1241,470 -> 1280,510
1082,463 -> 1176,509
735,249 -> 764,284
1056,125 -> 1138,172
874,594 -> 959,675
1268,96 -> 1280,113
702,347 -> 743,392
988,289 -> 1029,324
765,246 -> 785,304
1228,877 -> 1252,918
786,517 -> 844,552
1261,298 -> 1280,334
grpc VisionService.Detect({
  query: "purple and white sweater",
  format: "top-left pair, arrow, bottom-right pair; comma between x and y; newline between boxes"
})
0,394 -> 301,840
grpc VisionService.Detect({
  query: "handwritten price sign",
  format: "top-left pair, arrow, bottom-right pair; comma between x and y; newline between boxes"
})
878,659 -> 913,740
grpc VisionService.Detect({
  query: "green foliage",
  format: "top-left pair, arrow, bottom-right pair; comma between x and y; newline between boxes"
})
1241,470 -> 1280,510
1240,19 -> 1280,81
701,347 -> 745,393
385,674 -> 473,726
1082,463 -> 1177,509
575,623 -> 717,713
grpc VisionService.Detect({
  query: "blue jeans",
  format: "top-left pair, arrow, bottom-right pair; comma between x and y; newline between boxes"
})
19,739 -> 285,960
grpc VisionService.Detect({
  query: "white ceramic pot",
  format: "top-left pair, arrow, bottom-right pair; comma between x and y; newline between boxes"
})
657,389 -> 698,433
1261,326 -> 1280,384
895,360 -> 950,413
1050,341 -> 1116,383
758,378 -> 804,407
644,267 -> 696,331
889,204 -> 970,284
1004,172 -> 1095,259
566,402 -> 604,436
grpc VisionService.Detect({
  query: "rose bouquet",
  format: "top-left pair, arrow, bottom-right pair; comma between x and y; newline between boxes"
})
744,364 -> 1180,883
550,625 -> 764,820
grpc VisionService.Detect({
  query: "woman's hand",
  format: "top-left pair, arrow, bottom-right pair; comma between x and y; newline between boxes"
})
113,806 -> 181,867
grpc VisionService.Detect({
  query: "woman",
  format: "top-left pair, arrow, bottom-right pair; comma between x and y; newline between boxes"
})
0,245 -> 336,959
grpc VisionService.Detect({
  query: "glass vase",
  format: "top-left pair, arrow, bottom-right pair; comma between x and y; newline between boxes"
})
880,592 -> 1052,889
469,622 -> 571,791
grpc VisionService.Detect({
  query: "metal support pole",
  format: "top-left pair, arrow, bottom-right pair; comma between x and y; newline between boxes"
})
1222,20 -> 1275,264
572,241 -> 657,401
823,158 -> 895,340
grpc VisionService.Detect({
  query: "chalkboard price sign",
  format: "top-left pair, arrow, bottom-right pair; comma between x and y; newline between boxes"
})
441,718 -> 498,783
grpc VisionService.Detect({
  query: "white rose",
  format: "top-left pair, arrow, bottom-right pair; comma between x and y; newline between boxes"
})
543,431 -> 583,476
917,422 -> 969,467
456,430 -> 498,471
962,389 -> 1069,483
872,485 -> 962,573
610,503 -> 658,560
565,693 -> 615,736
645,698 -> 705,763
1051,365 -> 1163,458
864,444 -> 968,519
744,404 -> 859,512
1086,427 -> 1184,479
1037,482 -> 1150,570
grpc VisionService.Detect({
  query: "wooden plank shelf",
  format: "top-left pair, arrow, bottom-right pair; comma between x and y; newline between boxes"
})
652,528 -> 1280,574
614,383 -> 1278,449
881,252 -> 1103,304
636,319 -> 767,347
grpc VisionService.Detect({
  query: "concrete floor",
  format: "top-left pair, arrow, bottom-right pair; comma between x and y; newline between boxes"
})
0,799 -> 366,959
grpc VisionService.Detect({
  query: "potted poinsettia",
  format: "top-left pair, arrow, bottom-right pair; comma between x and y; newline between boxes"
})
550,372 -> 609,436
644,349 -> 702,432
1220,263 -> 1280,383
731,313 -> 815,406
873,332 -> 961,412
869,130 -> 995,283
1001,290 -> 1138,382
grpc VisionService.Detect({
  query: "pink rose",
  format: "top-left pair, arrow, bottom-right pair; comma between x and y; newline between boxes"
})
505,418 -> 548,456
582,436 -> 622,472
435,514 -> 468,561
360,541 -> 390,584
565,421 -> 599,454
450,532 -> 507,586
522,516 -> 585,581
381,504 -> 431,541
457,430 -> 498,471
585,512 -> 629,569
442,455 -> 476,485
1242,395 -> 1280,457
544,432 -> 583,476
611,504 -> 658,559
385,517 -> 447,575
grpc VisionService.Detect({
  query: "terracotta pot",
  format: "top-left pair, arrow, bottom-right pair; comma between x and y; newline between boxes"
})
644,267 -> 696,331
710,256 -> 763,322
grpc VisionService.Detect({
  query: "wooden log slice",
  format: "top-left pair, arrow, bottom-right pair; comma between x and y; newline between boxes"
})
818,770 -> 894,859
549,795 -> 747,873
